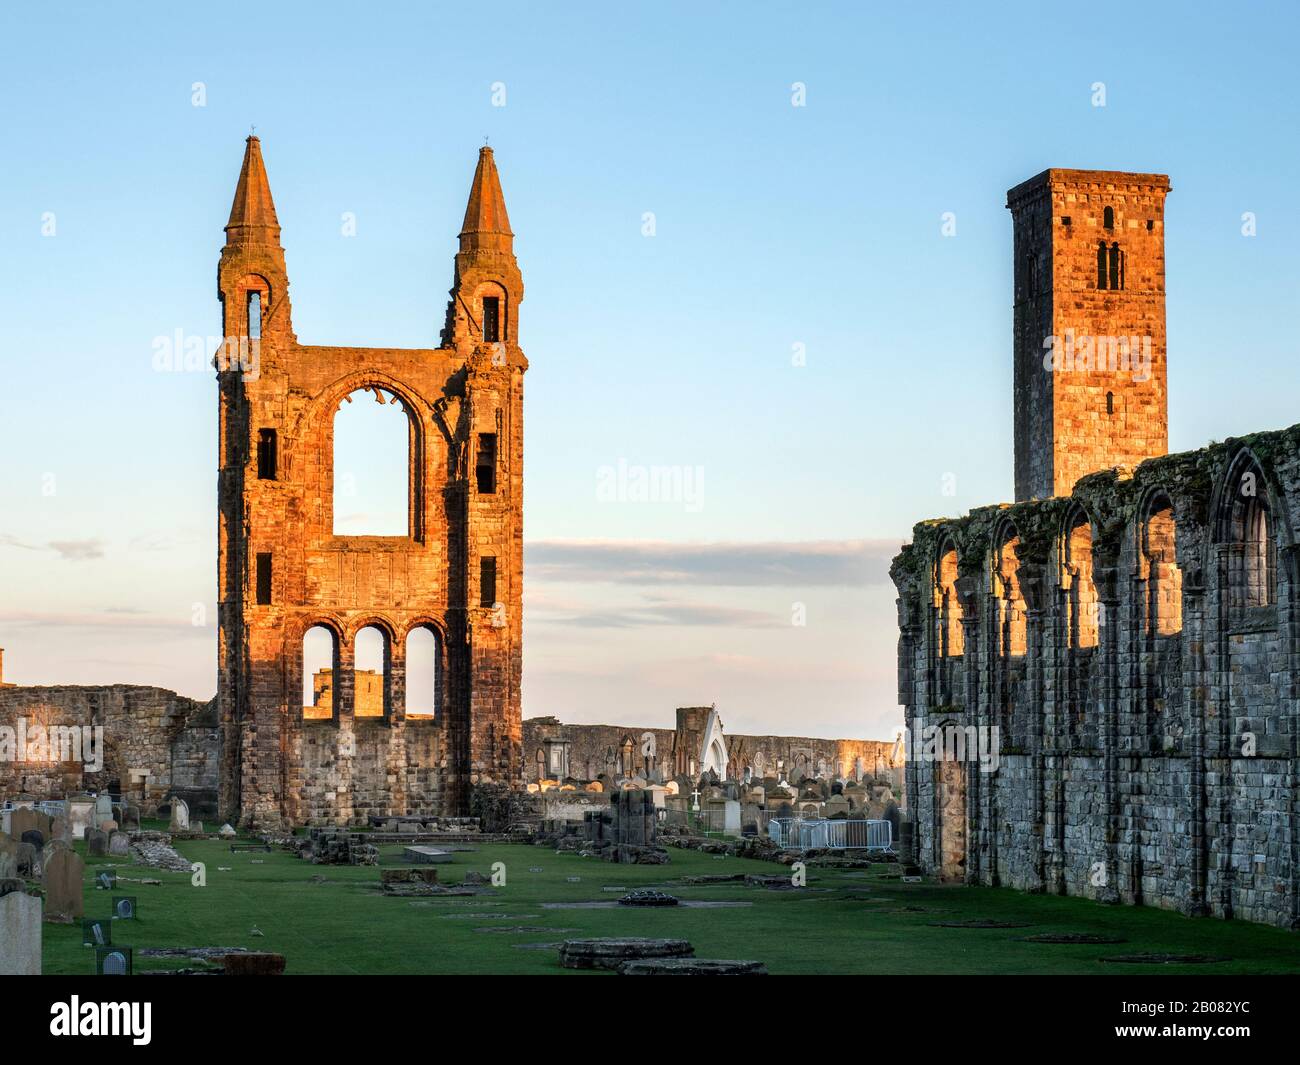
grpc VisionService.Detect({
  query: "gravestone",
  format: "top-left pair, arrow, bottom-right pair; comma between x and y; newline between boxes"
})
50,817 -> 70,843
66,795 -> 95,840
20,828 -> 45,850
16,842 -> 37,877
43,847 -> 85,922
9,807 -> 38,841
98,819 -> 119,834
83,917 -> 112,946
121,804 -> 141,830
0,836 -> 17,879
86,828 -> 109,857
108,832 -> 131,856
96,946 -> 132,975
169,798 -> 190,833
94,793 -> 113,822
0,884 -> 42,975
111,895 -> 137,920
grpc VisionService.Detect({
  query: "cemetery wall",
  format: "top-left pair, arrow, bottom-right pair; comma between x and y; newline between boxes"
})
0,684 -> 212,814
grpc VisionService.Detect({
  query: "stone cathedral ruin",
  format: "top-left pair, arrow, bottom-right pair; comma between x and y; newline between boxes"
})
0,138 -> 898,840
892,169 -> 1300,929
216,136 -> 526,827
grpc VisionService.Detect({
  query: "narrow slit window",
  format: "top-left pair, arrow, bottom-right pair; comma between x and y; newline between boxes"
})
480,557 -> 497,608
255,552 -> 272,605
1097,242 -> 1108,289
476,433 -> 497,494
257,428 -> 277,480
482,296 -> 500,343
247,291 -> 262,340
1108,243 -> 1122,290
1106,391 -> 1115,415
1103,206 -> 1115,230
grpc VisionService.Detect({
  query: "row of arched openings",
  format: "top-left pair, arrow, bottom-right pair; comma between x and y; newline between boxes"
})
301,624 -> 440,720
934,453 -> 1279,659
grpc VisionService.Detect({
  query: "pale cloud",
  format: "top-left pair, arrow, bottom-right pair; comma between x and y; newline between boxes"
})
47,539 -> 107,561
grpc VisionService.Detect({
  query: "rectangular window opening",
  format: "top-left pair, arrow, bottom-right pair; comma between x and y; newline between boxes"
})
257,428 -> 278,480
255,552 -> 273,605
476,433 -> 497,494
480,557 -> 497,608
482,296 -> 500,343
247,291 -> 262,340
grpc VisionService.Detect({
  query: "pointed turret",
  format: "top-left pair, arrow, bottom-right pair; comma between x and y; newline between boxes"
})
225,136 -> 281,247
218,135 -> 293,349
458,146 -> 513,255
442,146 -> 524,356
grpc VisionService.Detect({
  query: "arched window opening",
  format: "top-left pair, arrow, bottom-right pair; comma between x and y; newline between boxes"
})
404,627 -> 439,718
1108,242 -> 1123,290
1066,516 -> 1099,649
333,387 -> 410,536
302,626 -> 337,721
1103,206 -> 1115,230
353,625 -> 387,718
1222,460 -> 1276,612
1106,391 -> 1115,416
996,534 -> 1027,656
936,545 -> 963,657
1096,242 -> 1108,289
1144,498 -> 1182,635
247,291 -> 262,340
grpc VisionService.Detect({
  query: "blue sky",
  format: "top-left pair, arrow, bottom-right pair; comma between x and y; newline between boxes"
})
1,1 -> 1297,739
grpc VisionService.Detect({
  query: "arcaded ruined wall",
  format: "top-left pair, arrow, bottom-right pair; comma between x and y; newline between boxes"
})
522,715 -> 901,785
216,139 -> 525,828
0,684 -> 214,814
892,426 -> 1300,930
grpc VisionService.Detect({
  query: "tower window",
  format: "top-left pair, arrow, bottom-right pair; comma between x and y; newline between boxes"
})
247,291 -> 262,340
1103,206 -> 1115,230
1108,243 -> 1124,290
255,552 -> 272,605
1106,391 -> 1115,415
1061,215 -> 1072,226
1097,242 -> 1108,289
476,433 -> 497,494
1146,219 -> 1154,231
480,557 -> 497,608
482,296 -> 500,343
257,428 -> 278,480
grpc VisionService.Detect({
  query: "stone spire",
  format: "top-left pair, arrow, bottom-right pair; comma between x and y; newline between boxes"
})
225,135 -> 281,247
441,146 -> 524,353
458,146 -> 513,255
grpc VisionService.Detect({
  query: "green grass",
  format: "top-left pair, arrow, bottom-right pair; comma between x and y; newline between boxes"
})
41,833 -> 1300,975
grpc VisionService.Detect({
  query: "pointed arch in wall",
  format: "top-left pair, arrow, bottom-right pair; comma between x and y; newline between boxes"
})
993,523 -> 1027,656
1063,507 -> 1099,649
1215,449 -> 1279,614
1140,490 -> 1182,635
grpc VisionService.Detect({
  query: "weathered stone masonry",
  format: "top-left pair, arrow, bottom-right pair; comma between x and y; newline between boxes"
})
217,138 -> 526,828
893,168 -> 1300,930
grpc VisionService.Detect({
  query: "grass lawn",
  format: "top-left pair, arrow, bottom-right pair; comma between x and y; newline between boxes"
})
41,830 -> 1300,975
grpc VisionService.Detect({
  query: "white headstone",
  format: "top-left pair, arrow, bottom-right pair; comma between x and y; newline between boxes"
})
0,891 -> 42,975
169,798 -> 190,832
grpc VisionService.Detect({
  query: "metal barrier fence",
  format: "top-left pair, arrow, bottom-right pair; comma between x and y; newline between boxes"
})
768,817 -> 893,851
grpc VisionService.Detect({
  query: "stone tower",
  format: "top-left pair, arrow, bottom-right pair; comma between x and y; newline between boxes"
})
216,138 -> 526,828
1008,169 -> 1170,500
